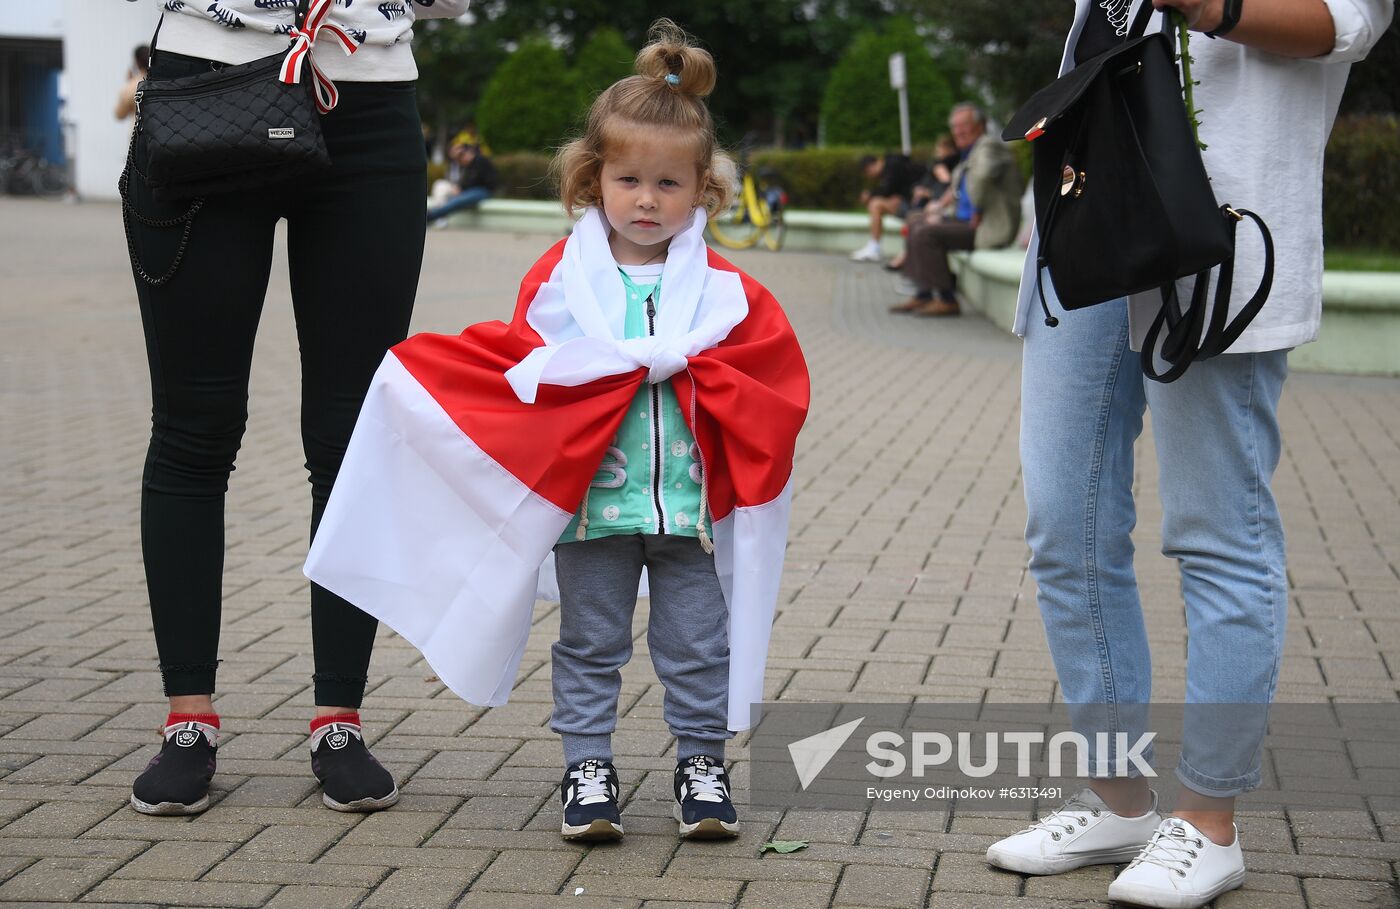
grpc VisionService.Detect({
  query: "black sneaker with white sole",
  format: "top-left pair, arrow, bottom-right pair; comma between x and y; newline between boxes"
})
673,755 -> 739,839
130,719 -> 218,816
560,759 -> 623,842
310,719 -> 400,812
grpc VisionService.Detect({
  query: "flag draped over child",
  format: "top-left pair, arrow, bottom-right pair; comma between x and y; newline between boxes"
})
305,209 -> 809,730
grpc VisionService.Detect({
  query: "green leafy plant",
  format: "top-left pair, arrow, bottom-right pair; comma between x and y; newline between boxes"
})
750,145 -> 941,210
476,39 -> 583,154
492,152 -> 556,201
1174,12 -> 1206,150
1322,115 -> 1400,253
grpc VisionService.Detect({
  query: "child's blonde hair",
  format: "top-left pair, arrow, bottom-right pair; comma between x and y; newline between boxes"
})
554,19 -> 735,217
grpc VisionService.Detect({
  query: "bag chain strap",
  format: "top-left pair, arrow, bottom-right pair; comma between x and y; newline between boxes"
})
119,128 -> 204,287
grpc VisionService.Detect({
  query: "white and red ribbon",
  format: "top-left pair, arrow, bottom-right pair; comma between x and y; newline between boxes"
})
279,0 -> 360,114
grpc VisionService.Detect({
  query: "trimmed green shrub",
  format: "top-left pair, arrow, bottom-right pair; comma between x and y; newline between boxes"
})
820,20 -> 955,148
749,145 -> 944,210
750,147 -> 876,210
476,39 -> 582,154
493,152 -> 556,201
574,28 -> 634,101
1324,116 -> 1400,253
486,116 -> 1400,251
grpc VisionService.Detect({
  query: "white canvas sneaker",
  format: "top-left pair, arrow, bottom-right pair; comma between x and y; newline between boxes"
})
985,788 -> 1162,875
1107,817 -> 1245,908
850,241 -> 883,262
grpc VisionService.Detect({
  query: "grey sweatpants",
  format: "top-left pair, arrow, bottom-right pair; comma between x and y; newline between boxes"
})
551,534 -> 731,767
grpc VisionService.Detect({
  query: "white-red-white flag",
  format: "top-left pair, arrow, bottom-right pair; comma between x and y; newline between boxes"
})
306,211 -> 809,729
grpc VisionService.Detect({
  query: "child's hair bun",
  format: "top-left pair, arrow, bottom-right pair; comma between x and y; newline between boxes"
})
634,18 -> 716,99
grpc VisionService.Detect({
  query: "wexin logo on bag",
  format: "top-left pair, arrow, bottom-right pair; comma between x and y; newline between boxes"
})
268,127 -> 295,140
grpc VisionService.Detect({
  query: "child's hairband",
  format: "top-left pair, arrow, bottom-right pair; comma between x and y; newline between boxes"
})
665,73 -> 681,87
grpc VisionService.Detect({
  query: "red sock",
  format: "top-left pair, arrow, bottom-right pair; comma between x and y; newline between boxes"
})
166,712 -> 220,729
310,712 -> 360,734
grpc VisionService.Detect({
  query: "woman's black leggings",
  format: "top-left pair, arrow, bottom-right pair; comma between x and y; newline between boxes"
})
124,51 -> 426,708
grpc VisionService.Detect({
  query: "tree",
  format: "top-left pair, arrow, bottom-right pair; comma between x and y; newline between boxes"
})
1340,23 -> 1400,115
475,39 -> 584,154
915,0 -> 1396,120
413,15 -> 511,145
820,19 -> 954,147
574,28 -> 635,101
424,0 -> 914,147
914,0 -> 1072,119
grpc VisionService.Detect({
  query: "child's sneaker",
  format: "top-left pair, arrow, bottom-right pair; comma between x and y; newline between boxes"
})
560,759 -> 623,841
309,714 -> 399,812
672,755 -> 739,839
130,714 -> 219,815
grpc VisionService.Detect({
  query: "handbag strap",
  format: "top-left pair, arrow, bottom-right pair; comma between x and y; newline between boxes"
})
119,128 -> 203,287
1140,206 -> 1275,382
1126,0 -> 1155,39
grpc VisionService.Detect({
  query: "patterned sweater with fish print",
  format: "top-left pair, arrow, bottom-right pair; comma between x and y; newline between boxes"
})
151,0 -> 472,82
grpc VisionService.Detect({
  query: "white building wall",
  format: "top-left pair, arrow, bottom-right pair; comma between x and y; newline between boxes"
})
64,1 -> 161,200
0,3 -> 65,39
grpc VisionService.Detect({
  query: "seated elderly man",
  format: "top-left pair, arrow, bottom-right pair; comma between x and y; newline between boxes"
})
891,103 -> 1023,316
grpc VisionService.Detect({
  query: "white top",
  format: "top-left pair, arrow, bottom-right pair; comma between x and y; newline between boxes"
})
619,263 -> 666,280
505,208 -> 748,405
1013,0 -> 1394,353
154,0 -> 472,82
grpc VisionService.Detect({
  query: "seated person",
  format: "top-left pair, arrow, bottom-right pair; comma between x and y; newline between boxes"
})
451,119 -> 491,156
889,135 -> 959,271
915,135 -> 959,209
427,143 -> 498,224
850,152 -> 927,263
891,103 -> 1022,317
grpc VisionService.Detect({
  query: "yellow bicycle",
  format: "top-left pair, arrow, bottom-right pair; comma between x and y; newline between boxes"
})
708,162 -> 787,252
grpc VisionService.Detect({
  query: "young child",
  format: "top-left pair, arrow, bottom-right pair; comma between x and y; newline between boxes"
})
305,21 -> 808,844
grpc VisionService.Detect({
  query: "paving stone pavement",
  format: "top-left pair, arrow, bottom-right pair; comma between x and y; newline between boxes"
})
0,197 -> 1397,908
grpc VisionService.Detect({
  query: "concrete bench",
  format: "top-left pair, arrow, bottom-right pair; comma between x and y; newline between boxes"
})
442,200 -> 901,254
948,250 -> 1400,376
443,201 -> 1399,376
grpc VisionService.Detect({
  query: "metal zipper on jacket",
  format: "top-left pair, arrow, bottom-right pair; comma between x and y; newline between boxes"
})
685,370 -> 715,554
645,291 -> 668,534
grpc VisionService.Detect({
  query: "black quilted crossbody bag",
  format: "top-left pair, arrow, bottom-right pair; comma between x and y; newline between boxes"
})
133,0 -> 349,201
1003,4 -> 1274,382
121,0 -> 360,285
132,52 -> 327,201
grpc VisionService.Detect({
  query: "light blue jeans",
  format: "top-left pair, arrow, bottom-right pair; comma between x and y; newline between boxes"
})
426,186 -> 492,221
1020,289 -> 1289,798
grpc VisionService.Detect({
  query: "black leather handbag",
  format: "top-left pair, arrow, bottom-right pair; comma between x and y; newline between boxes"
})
121,0 -> 358,286
130,0 -> 352,202
1004,4 -> 1273,382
